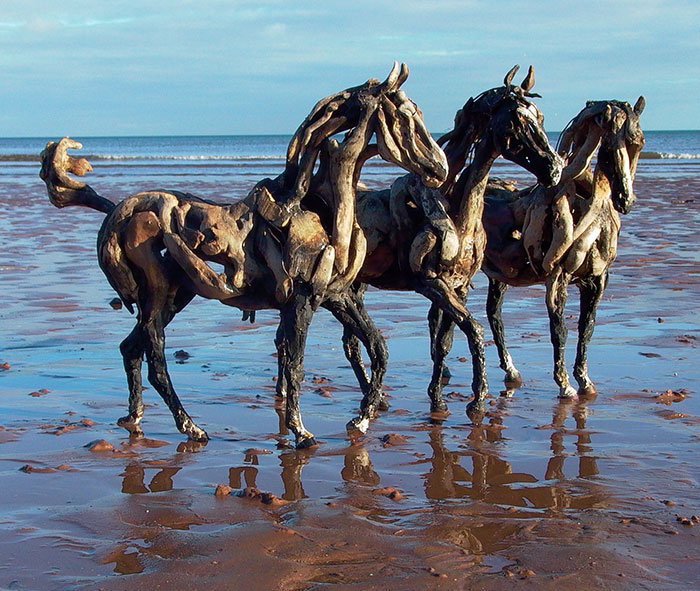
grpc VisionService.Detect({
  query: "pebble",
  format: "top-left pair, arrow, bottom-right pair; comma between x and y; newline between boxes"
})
85,439 -> 115,452
28,389 -> 50,397
214,484 -> 233,497
109,298 -> 123,310
317,387 -> 333,398
19,464 -> 56,474
381,433 -> 409,447
372,487 -> 404,501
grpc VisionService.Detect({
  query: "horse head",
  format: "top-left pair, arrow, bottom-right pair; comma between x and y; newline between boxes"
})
439,65 -> 563,196
284,63 -> 448,274
285,62 -> 447,199
370,63 -> 448,188
560,98 -> 645,214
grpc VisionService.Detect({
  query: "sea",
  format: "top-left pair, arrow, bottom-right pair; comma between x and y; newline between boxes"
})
0,130 -> 698,197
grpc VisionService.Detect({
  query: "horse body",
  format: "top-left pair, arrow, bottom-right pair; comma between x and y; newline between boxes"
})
319,67 -> 563,424
481,98 -> 645,397
40,63 -> 448,447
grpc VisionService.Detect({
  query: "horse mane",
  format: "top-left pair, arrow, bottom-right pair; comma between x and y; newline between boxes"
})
436,87 -> 504,195
557,100 -> 642,160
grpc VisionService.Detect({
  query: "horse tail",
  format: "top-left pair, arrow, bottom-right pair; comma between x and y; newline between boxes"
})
40,138 -> 115,214
41,138 -> 140,313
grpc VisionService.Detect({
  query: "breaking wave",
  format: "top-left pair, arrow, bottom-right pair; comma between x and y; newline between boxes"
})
0,154 -> 286,163
640,151 -> 700,160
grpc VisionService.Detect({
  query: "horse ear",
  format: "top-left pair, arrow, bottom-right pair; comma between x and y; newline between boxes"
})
520,65 -> 535,92
596,103 -> 614,127
396,63 -> 410,88
503,65 -> 519,87
633,96 -> 646,115
381,62 -> 401,92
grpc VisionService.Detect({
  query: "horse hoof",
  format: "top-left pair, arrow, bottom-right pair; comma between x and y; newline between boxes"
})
346,417 -> 370,439
187,427 -> 209,442
466,400 -> 486,421
430,401 -> 449,414
504,370 -> 523,389
558,385 -> 578,399
117,415 -> 144,437
296,436 -> 318,450
577,383 -> 597,398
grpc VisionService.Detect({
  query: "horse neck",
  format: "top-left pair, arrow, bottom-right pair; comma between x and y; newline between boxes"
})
450,139 -> 497,236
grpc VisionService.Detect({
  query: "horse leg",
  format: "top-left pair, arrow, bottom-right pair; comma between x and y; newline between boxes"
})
545,269 -> 577,398
324,292 -> 389,437
341,331 -> 390,412
274,321 -> 288,398
486,278 -> 522,388
350,285 -> 390,412
341,329 -> 370,394
142,310 -> 209,442
279,291 -> 317,448
427,303 -> 455,413
574,272 -> 607,395
428,304 -> 453,381
116,286 -> 195,437
416,278 -> 489,420
118,212 -> 204,438
117,325 -> 146,436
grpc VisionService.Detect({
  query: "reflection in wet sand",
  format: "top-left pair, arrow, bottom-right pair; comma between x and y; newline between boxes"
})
419,398 -> 607,512
120,440 -> 206,494
341,444 -> 380,486
546,397 -> 600,481
279,450 -> 310,501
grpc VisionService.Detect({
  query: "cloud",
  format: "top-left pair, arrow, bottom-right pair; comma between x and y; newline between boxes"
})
60,17 -> 135,28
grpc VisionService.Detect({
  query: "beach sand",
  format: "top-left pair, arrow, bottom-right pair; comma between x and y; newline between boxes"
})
0,171 -> 698,590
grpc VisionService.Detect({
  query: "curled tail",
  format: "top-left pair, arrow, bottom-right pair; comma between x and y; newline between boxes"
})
40,138 -> 115,214
41,138 -> 139,313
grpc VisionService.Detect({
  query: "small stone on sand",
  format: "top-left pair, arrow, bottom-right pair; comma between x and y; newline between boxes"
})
372,487 -> 404,501
215,484 -> 233,497
381,433 -> 409,447
85,439 -> 115,452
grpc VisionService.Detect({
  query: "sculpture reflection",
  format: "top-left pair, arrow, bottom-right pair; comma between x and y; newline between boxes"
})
421,397 -> 604,510
120,440 -> 206,495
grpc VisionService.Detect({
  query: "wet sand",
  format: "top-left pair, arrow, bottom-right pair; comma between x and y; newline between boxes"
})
0,166 -> 698,590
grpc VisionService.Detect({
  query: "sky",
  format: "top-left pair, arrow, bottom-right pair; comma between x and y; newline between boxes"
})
1,1 -> 698,136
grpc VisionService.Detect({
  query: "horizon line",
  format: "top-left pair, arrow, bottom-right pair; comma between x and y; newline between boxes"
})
2,128 -> 698,141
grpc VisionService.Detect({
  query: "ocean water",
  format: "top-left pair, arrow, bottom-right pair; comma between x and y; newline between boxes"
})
1,130 -> 698,196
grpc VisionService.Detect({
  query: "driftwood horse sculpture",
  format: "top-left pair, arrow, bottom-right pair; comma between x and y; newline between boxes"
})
481,97 -> 645,397
40,64 -> 448,448
307,66 -> 563,428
